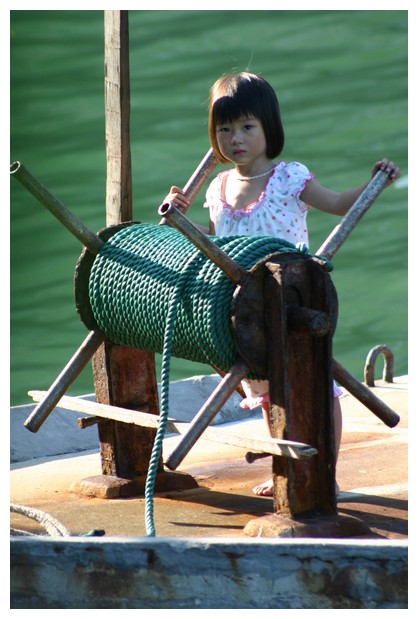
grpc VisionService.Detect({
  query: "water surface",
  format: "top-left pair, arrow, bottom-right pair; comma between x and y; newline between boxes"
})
10,10 -> 407,405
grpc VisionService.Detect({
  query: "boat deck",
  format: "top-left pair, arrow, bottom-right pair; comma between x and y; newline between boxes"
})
10,378 -> 408,540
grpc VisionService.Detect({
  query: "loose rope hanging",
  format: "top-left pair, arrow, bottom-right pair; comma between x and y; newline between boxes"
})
144,249 -> 202,536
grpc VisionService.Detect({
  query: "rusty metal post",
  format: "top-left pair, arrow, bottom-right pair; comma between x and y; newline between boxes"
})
244,255 -> 371,537
267,257 -> 337,518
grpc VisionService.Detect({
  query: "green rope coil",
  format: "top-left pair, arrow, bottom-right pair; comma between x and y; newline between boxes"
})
88,222 -> 332,535
89,223 -> 329,374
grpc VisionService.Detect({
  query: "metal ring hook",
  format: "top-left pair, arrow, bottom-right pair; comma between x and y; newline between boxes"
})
364,345 -> 394,387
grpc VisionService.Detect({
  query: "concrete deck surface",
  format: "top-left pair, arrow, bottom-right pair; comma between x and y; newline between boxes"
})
10,378 -> 408,540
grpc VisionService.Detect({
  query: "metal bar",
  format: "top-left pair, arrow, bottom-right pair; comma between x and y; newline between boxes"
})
164,358 -> 250,470
159,149 -> 217,224
316,169 -> 390,260
10,161 -> 104,255
159,203 -> 248,285
157,149 -> 246,285
332,358 -> 400,428
181,148 -> 218,204
24,330 -> 105,433
245,452 -> 271,463
364,344 -> 394,386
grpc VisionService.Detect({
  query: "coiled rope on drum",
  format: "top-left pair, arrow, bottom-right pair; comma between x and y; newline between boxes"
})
89,223 -> 331,372
88,223 -> 332,535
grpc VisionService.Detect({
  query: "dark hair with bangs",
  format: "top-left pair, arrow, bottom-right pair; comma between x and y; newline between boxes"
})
208,72 -> 285,164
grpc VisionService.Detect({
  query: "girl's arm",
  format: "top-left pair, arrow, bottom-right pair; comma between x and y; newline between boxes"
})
301,158 -> 400,216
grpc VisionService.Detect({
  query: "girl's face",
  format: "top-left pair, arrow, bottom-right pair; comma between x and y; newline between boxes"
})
215,115 -> 269,168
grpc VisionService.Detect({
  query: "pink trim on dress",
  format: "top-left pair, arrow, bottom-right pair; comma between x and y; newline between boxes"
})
297,171 -> 316,213
217,162 -> 315,218
218,163 -> 281,218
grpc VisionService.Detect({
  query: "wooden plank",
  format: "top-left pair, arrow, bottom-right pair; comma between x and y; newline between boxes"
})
188,426 -> 317,460
28,391 -> 317,460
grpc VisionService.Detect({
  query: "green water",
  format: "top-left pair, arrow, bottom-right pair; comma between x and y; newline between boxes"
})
10,10 -> 408,406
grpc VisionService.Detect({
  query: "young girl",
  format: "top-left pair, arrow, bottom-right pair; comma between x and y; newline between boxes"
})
165,72 -> 400,497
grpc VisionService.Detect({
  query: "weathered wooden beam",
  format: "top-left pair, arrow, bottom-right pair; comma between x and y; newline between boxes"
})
92,342 -> 160,479
91,10 -> 160,483
28,390 -> 169,430
28,391 -> 317,460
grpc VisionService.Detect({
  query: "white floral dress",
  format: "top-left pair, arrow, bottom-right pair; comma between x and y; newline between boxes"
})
204,160 -> 343,409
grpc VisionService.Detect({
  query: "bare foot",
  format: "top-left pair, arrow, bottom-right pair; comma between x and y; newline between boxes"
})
252,479 -> 274,496
253,479 -> 341,497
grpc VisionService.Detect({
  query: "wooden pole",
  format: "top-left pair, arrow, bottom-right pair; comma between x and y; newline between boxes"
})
90,10 -> 161,485
104,10 -> 132,225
